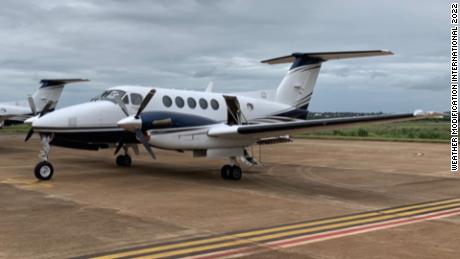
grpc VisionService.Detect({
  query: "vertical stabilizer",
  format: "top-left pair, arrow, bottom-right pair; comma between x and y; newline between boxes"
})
31,79 -> 89,112
261,50 -> 393,115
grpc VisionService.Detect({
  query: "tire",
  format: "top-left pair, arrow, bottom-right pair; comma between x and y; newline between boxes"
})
221,165 -> 232,179
123,155 -> 132,167
116,155 -> 132,167
230,166 -> 242,181
34,161 -> 54,181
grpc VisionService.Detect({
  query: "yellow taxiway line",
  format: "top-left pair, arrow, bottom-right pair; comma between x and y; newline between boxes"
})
91,198 -> 460,259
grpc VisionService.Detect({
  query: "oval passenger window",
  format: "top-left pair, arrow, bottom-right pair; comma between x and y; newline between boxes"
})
199,98 -> 208,109
187,97 -> 197,109
175,96 -> 185,108
210,99 -> 219,110
163,95 -> 172,107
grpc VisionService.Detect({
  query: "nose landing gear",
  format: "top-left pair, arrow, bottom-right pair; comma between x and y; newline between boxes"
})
34,134 -> 54,181
34,161 -> 54,180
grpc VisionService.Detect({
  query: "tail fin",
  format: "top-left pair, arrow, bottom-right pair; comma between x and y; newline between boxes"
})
262,50 -> 393,114
31,79 -> 89,112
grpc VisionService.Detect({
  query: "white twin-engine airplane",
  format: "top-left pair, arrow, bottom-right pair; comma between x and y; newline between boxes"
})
0,79 -> 88,128
25,50 -> 434,181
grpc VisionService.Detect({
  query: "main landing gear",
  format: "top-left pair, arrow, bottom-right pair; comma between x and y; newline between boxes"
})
221,157 -> 242,180
115,145 -> 132,167
116,154 -> 132,167
34,134 -> 54,181
221,165 -> 242,180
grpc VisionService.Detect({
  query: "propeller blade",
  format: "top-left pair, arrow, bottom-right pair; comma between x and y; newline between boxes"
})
24,128 -> 34,142
136,89 -> 156,119
39,100 -> 55,117
135,129 -> 156,159
114,142 -> 124,155
130,144 -> 140,155
114,95 -> 129,116
27,96 -> 37,115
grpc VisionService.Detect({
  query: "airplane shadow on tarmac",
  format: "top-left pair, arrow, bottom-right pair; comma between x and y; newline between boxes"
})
53,156 -> 393,204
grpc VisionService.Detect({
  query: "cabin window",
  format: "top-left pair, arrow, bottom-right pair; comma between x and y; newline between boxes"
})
210,99 -> 219,110
175,96 -> 185,108
187,97 -> 196,109
130,93 -> 142,105
163,95 -> 172,107
247,103 -> 254,111
199,98 -> 208,109
122,95 -> 129,104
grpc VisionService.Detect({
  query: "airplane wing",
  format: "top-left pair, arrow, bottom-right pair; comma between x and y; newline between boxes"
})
207,111 -> 441,139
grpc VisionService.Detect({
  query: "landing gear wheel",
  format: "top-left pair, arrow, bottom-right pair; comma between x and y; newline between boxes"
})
116,155 -> 132,167
221,165 -> 242,180
230,166 -> 242,181
34,161 -> 54,181
221,165 -> 232,179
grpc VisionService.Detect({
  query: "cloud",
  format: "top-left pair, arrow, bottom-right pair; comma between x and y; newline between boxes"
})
0,0 -> 449,112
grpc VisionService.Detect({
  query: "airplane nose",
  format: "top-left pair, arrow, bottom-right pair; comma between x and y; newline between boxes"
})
32,101 -> 126,130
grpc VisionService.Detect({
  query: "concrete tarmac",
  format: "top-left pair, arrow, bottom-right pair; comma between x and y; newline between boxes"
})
0,135 -> 458,259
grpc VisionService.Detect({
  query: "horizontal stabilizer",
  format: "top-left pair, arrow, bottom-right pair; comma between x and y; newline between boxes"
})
40,79 -> 89,88
261,50 -> 393,64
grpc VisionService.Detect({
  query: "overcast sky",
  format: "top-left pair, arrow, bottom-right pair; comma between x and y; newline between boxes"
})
0,0 -> 449,112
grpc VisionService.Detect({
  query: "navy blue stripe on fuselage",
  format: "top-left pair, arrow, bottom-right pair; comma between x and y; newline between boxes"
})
139,111 -> 219,131
37,111 -> 220,150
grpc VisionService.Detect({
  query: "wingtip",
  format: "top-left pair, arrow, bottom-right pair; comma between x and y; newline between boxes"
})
413,109 -> 425,116
381,49 -> 394,55
413,109 -> 445,118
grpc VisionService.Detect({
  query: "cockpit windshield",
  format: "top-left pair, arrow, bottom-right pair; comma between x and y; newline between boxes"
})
90,90 -> 126,103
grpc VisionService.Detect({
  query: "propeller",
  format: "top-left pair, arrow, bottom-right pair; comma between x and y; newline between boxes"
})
135,129 -> 156,159
114,89 -> 157,159
39,100 -> 55,117
24,128 -> 35,142
25,100 -> 55,142
135,89 -> 155,118
114,139 -> 124,155
114,141 -> 140,156
130,143 -> 140,155
27,96 -> 37,115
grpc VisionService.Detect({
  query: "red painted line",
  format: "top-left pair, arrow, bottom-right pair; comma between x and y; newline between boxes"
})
188,208 -> 460,259
185,245 -> 260,259
270,208 -> 460,249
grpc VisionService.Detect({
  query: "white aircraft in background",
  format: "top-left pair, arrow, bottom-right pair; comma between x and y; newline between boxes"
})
0,79 -> 88,127
25,50 -> 436,181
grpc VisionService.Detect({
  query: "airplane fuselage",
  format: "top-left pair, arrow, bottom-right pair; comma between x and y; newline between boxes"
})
0,103 -> 33,126
31,85 -> 302,151
24,50 -> 421,181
